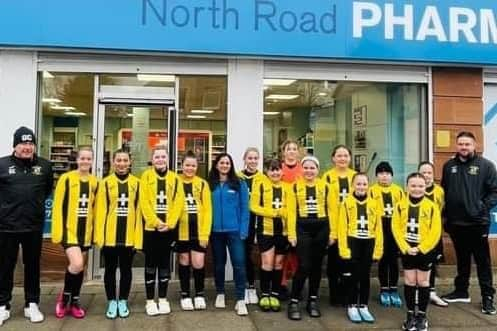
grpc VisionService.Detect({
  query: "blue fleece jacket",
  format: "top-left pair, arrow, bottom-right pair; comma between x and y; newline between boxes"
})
211,180 -> 249,239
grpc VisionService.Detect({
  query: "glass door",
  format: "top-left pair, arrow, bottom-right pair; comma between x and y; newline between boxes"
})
92,81 -> 177,279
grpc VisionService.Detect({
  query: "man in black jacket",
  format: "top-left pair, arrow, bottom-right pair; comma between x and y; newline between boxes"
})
441,131 -> 497,315
0,127 -> 53,326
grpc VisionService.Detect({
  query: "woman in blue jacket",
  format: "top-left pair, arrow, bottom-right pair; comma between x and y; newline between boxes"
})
208,153 -> 250,316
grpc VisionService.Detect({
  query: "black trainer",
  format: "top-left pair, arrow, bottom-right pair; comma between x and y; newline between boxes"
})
415,313 -> 428,331
306,300 -> 321,318
401,312 -> 416,331
441,290 -> 471,303
287,301 -> 301,321
482,296 -> 497,315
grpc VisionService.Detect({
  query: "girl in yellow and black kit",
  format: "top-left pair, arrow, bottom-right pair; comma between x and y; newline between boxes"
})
140,146 -> 184,316
369,161 -> 404,307
177,152 -> 211,311
52,147 -> 98,319
338,173 -> 383,324
250,158 -> 291,313
392,173 -> 441,331
418,161 -> 447,307
287,156 -> 335,321
94,149 -> 143,320
322,144 -> 356,305
237,147 -> 265,304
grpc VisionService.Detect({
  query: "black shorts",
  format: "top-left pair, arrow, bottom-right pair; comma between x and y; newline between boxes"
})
175,240 -> 207,253
143,230 -> 175,255
401,251 -> 434,272
62,244 -> 91,252
257,234 -> 288,254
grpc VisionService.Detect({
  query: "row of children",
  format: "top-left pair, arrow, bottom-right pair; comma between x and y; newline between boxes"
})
49,141 -> 442,331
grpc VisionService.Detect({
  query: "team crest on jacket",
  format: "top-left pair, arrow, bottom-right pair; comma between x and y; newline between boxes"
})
468,166 -> 479,175
32,166 -> 42,175
8,166 -> 16,175
451,166 -> 458,174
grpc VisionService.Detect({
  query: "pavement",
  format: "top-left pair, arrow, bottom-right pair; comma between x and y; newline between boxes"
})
2,279 -> 497,331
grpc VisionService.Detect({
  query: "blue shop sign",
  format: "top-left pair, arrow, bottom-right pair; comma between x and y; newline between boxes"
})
2,0 -> 497,64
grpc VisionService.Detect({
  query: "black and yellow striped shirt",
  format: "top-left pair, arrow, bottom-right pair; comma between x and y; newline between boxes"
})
139,168 -> 185,231
178,176 -> 212,242
94,173 -> 143,249
338,194 -> 383,260
52,170 -> 98,247
287,179 -> 334,241
250,176 -> 292,236
392,197 -> 441,255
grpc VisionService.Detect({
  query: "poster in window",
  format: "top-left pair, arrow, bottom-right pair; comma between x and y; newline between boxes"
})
353,129 -> 367,149
354,154 -> 368,172
194,137 -> 206,163
353,105 -> 367,127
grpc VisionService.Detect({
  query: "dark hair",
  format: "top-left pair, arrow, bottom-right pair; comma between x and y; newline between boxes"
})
183,150 -> 197,163
456,131 -> 476,140
331,144 -> 352,158
352,172 -> 369,183
406,172 -> 425,184
418,161 -> 434,171
264,158 -> 282,173
113,148 -> 130,161
208,153 -> 240,191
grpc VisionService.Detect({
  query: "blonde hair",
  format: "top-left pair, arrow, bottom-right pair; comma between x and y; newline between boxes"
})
243,147 -> 260,160
281,139 -> 299,153
77,146 -> 93,157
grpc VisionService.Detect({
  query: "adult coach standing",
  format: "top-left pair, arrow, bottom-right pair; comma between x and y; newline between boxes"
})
441,131 -> 497,315
0,127 -> 53,325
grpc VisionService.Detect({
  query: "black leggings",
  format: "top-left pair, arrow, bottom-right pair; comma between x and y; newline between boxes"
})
102,247 -> 135,301
343,238 -> 374,306
143,230 -> 174,300
291,221 -> 329,301
378,219 -> 399,290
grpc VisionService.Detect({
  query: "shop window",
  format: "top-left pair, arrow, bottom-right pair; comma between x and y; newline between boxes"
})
263,79 -> 425,184
177,76 -> 227,179
39,72 -> 94,182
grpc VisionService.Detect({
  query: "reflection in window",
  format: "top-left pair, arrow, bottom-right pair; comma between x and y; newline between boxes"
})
263,79 -> 425,184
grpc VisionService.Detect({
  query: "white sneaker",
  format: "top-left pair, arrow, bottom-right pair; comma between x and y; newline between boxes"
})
158,299 -> 171,315
0,306 -> 10,326
245,288 -> 258,305
180,298 -> 194,311
215,294 -> 226,309
194,296 -> 206,310
430,291 -> 449,307
24,303 -> 44,323
235,300 -> 248,316
145,300 -> 160,316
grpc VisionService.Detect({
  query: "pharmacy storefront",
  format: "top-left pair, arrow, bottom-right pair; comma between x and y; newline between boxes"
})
1,0 -> 497,280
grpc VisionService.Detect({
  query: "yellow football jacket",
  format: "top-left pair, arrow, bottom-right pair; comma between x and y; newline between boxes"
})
287,179 -> 334,241
52,170 -> 99,247
391,196 -> 441,255
369,183 -> 404,220
322,167 -> 356,233
338,194 -> 383,260
250,176 -> 292,236
139,168 -> 185,231
178,176 -> 212,242
94,173 -> 143,249
425,183 -> 444,211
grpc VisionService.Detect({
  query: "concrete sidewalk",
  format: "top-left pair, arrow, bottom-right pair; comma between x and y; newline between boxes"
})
2,282 -> 497,330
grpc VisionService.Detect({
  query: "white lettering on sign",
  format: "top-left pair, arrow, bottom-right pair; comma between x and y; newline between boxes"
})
353,1 -> 497,44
